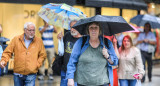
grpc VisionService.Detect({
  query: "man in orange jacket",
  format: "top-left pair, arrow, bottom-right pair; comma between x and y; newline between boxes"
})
0,22 -> 47,86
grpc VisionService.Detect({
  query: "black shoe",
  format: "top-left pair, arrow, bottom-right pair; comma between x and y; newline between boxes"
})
141,80 -> 144,83
149,79 -> 152,82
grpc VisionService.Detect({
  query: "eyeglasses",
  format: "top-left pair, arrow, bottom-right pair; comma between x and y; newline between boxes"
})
27,29 -> 35,32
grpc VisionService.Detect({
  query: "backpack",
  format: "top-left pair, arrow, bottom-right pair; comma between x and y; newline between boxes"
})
52,36 -> 110,75
52,54 -> 63,75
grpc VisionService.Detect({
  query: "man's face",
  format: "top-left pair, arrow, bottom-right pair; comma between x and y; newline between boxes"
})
24,24 -> 35,39
70,21 -> 78,36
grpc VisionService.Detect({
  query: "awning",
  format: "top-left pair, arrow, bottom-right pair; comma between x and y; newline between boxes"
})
85,0 -> 113,7
0,0 -> 76,6
85,0 -> 147,10
132,0 -> 148,10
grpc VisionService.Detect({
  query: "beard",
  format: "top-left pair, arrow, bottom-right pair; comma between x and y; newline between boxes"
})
29,35 -> 34,39
71,31 -> 78,36
25,33 -> 34,39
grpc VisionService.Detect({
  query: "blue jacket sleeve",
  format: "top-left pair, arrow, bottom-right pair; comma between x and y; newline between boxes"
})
107,39 -> 118,66
66,38 -> 83,79
0,45 -> 3,60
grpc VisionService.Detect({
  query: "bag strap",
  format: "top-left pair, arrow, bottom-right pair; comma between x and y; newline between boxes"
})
81,36 -> 87,49
81,36 -> 109,49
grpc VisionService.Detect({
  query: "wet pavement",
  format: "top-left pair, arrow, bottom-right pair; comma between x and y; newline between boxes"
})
0,64 -> 160,86
141,64 -> 160,86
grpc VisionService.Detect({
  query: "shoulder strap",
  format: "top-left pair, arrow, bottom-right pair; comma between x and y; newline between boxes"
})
81,36 -> 87,49
81,36 -> 109,49
104,38 -> 109,49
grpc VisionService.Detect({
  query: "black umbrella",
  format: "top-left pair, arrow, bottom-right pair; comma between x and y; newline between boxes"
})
72,15 -> 134,36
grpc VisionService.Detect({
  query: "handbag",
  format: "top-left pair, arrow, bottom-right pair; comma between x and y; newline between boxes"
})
135,80 -> 141,86
58,38 -> 64,56
52,54 -> 63,75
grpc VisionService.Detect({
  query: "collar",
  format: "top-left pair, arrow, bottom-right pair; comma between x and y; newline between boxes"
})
23,34 -> 33,42
19,33 -> 35,42
84,35 -> 104,47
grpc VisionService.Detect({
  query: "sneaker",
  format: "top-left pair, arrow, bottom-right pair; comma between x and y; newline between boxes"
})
38,75 -> 44,80
48,75 -> 54,80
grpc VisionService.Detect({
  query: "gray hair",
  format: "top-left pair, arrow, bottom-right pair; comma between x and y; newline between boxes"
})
69,20 -> 78,27
24,22 -> 36,29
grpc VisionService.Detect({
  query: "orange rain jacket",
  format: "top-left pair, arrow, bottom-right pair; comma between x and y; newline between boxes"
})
0,34 -> 47,75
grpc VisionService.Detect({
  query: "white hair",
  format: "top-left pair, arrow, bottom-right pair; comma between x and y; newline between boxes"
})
69,20 -> 78,26
24,22 -> 36,29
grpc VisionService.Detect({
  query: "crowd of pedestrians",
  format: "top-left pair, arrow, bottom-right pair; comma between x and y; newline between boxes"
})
0,19 -> 157,86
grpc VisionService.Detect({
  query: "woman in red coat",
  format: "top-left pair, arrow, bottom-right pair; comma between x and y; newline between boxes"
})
104,35 -> 119,86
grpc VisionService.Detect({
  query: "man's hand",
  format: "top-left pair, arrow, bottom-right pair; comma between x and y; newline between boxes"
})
143,39 -> 149,43
68,79 -> 74,86
57,32 -> 63,39
0,60 -> 5,68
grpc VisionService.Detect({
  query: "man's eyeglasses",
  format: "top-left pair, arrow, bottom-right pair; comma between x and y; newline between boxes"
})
27,29 -> 35,32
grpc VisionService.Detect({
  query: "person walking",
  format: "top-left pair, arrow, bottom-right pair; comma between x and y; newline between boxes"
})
115,33 -> 124,47
118,35 -> 145,86
104,35 -> 119,86
0,22 -> 47,86
38,20 -> 57,80
57,20 -> 82,86
136,22 -> 156,82
67,22 -> 118,86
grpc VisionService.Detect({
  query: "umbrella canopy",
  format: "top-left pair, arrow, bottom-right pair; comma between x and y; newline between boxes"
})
130,14 -> 160,29
126,24 -> 140,33
72,15 -> 134,36
38,3 -> 86,30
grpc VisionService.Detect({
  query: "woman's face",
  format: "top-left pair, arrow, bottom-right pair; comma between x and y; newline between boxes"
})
123,37 -> 131,49
144,24 -> 150,33
88,23 -> 100,38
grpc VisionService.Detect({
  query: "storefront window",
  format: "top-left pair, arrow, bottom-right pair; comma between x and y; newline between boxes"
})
122,9 -> 137,23
101,7 -> 120,16
73,5 -> 95,17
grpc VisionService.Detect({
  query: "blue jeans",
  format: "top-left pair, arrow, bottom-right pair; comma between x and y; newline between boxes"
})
119,79 -> 137,86
60,70 -> 77,86
78,84 -> 109,86
14,74 -> 37,86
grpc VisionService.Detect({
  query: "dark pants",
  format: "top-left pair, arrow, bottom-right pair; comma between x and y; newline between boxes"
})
141,50 -> 152,81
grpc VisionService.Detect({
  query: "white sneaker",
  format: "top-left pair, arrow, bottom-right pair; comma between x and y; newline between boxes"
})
48,75 -> 54,80
38,75 -> 44,80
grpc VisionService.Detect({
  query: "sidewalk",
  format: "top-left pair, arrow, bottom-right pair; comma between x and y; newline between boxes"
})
0,64 -> 160,86
142,64 -> 160,86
